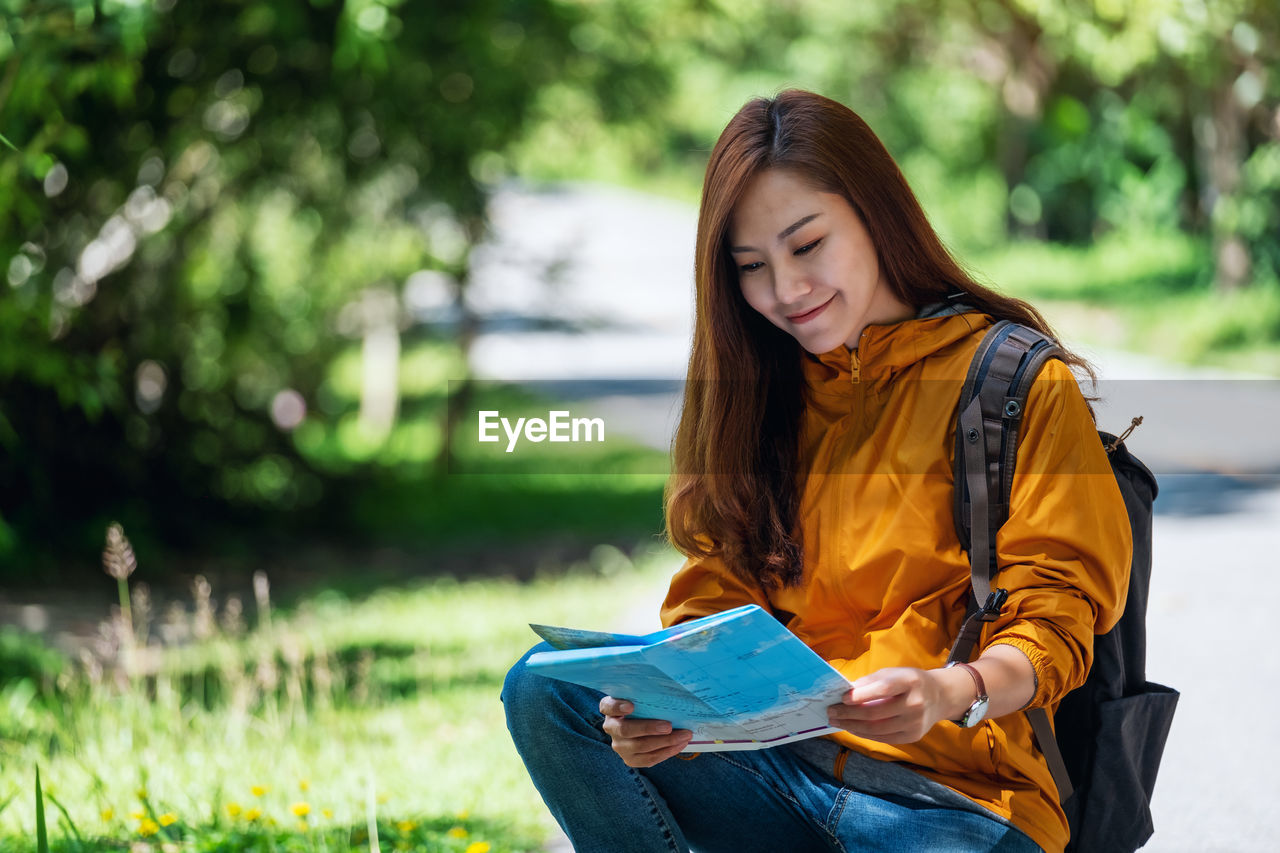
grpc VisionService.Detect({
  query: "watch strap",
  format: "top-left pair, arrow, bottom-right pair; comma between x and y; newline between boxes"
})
948,661 -> 987,701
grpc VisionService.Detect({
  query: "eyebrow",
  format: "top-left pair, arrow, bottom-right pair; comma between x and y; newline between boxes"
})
729,213 -> 822,254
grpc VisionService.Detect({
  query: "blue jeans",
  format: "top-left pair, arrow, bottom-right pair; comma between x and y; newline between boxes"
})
502,644 -> 1042,853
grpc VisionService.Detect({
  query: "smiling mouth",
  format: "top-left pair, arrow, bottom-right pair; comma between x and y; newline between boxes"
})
786,295 -> 835,324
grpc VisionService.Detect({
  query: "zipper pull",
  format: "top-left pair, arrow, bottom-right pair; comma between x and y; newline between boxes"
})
848,348 -> 861,384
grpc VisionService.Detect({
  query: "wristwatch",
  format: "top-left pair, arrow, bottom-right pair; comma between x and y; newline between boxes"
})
946,661 -> 990,728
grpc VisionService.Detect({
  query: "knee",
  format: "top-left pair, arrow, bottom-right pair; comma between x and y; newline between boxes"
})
502,642 -> 551,708
502,643 -> 561,734
502,643 -> 601,743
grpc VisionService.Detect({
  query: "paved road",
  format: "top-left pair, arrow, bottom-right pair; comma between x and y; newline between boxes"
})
473,183 -> 1280,852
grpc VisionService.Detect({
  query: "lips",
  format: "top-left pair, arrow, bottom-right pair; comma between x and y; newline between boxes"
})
786,294 -> 835,324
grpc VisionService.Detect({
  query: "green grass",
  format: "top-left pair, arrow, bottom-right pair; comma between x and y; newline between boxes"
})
972,231 -> 1209,305
973,231 -> 1280,374
0,547 -> 678,852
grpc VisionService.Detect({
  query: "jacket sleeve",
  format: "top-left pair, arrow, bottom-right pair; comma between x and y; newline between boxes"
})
660,551 -> 772,628
982,358 -> 1132,709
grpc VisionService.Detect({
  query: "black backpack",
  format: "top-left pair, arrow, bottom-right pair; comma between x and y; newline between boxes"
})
947,320 -> 1179,852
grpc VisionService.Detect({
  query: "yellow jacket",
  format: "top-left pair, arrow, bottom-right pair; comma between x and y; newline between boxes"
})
661,311 -> 1132,853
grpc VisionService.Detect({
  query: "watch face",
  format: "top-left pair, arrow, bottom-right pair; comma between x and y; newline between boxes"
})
963,696 -> 990,728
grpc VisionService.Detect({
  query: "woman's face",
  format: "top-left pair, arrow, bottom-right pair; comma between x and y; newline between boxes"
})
728,168 -> 912,354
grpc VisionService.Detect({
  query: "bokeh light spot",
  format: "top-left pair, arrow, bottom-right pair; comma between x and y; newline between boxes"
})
136,360 -> 168,414
43,162 -> 69,197
271,389 -> 307,431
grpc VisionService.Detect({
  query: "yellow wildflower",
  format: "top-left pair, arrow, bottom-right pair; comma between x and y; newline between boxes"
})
101,808 -> 114,822
299,779 -> 310,792
446,826 -> 468,839
322,808 -> 334,819
130,810 -> 145,820
226,802 -> 242,818
244,807 -> 262,821
297,820 -> 308,832
159,813 -> 177,827
395,819 -> 417,833
250,784 -> 269,797
466,843 -> 492,853
291,802 -> 311,818
457,809 -> 470,820
138,818 -> 159,837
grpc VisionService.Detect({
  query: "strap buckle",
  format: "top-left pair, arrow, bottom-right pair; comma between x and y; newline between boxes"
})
978,588 -> 1008,622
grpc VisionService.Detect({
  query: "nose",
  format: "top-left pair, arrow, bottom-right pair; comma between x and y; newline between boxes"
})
774,262 -> 812,306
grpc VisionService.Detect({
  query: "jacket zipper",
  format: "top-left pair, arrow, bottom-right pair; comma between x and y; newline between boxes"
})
850,327 -> 874,384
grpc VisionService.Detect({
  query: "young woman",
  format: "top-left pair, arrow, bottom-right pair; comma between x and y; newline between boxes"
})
503,89 -> 1130,853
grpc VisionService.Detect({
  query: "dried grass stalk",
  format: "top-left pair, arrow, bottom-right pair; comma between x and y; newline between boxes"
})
102,523 -> 136,581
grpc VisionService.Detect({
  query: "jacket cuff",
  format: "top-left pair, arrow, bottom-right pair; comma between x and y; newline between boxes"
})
985,637 -> 1057,709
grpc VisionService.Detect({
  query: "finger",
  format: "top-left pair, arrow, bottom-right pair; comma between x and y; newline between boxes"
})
850,666 -> 917,688
599,696 -> 635,716
616,731 -> 694,767
603,716 -> 676,739
829,694 -> 906,721
828,703 -> 898,724
828,709 -> 905,733
626,739 -> 695,768
612,729 -> 691,759
630,729 -> 693,755
847,671 -> 915,704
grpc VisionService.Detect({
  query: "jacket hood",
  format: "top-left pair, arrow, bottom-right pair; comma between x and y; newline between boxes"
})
803,309 -> 991,395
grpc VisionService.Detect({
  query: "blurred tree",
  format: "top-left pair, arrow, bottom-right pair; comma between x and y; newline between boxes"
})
0,0 -> 674,577
1,0 -> 1276,578
961,0 -> 1280,285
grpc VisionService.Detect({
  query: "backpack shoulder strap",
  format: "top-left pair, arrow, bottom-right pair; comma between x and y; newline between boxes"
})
947,320 -> 1062,659
947,320 -> 1075,802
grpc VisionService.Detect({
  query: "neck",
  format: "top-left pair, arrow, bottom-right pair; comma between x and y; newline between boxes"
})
846,283 -> 914,350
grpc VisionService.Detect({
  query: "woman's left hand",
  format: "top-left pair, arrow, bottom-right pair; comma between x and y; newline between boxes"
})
825,667 -> 948,744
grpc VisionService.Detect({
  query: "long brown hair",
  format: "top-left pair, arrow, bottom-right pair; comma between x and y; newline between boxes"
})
666,89 -> 1089,591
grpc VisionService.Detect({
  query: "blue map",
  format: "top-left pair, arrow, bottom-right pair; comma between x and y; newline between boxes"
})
527,605 -> 852,751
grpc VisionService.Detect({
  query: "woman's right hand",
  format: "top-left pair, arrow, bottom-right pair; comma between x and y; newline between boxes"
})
599,696 -> 694,767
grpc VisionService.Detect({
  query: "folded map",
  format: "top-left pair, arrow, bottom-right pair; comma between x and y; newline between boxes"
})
526,604 -> 851,752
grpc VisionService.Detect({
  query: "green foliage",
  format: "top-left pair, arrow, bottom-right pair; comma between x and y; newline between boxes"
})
983,231 -> 1280,371
0,629 -> 66,693
4,815 -> 532,853
2,0 -> 1278,574
34,766 -> 47,853
1228,140 -> 1280,282
974,231 -> 1209,304
39,790 -> 82,850
0,0 -> 673,574
1147,282 -> 1280,361
0,551 -> 675,850
1021,88 -> 1190,241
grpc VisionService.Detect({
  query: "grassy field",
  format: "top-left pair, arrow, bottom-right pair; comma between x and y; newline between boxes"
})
0,544 -> 677,852
974,232 -> 1280,374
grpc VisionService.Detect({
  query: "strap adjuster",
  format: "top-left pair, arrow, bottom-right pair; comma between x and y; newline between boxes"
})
978,588 -> 1008,622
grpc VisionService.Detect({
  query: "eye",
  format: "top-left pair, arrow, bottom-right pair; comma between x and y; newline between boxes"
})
794,238 -> 822,256
738,261 -> 764,274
